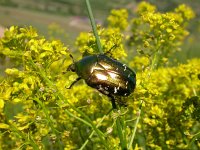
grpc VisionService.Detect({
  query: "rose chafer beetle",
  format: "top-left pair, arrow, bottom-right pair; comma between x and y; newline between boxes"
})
67,54 -> 136,108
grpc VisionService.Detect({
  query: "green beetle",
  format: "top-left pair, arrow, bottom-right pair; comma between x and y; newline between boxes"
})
67,54 -> 136,108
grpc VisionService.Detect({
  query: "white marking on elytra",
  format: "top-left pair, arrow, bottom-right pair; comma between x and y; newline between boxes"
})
124,66 -> 127,71
104,91 -> 109,95
98,85 -> 103,90
114,87 -> 118,93
126,81 -> 128,85
128,74 -> 131,78
105,87 -> 108,90
124,93 -> 127,96
116,68 -> 118,71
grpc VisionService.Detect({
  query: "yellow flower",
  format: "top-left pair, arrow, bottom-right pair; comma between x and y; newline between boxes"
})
0,99 -> 4,109
0,123 -> 9,129
107,9 -> 128,30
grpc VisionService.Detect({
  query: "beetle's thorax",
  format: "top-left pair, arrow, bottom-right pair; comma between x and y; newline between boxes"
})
75,55 -> 98,78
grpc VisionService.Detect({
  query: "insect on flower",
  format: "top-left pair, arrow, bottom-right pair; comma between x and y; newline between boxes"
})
67,54 -> 136,108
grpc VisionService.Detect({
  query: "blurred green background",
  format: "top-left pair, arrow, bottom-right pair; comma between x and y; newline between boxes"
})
0,0 -> 200,62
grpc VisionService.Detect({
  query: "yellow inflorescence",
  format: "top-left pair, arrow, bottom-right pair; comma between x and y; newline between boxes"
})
0,2 -> 199,150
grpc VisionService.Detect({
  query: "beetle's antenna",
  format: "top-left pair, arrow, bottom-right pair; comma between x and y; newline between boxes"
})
106,44 -> 118,54
63,54 -> 76,74
105,44 -> 118,58
69,54 -> 75,63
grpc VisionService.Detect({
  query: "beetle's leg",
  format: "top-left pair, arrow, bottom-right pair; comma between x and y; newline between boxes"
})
105,44 -> 118,58
105,44 -> 117,55
109,95 -> 117,109
111,99 -> 117,109
66,77 -> 81,89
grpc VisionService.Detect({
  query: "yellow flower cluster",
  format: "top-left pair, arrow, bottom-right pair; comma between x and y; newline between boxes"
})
175,4 -> 195,21
130,59 -> 200,149
76,27 -> 127,59
129,2 -> 195,59
107,9 -> 129,30
0,2 -> 199,149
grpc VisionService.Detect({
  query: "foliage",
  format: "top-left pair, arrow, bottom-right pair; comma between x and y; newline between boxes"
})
128,2 -> 195,67
107,9 -> 128,31
133,58 -> 200,149
75,27 -> 127,59
0,2 -> 199,150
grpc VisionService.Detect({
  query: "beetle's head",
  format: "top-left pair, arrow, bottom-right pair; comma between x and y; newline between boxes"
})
67,63 -> 76,72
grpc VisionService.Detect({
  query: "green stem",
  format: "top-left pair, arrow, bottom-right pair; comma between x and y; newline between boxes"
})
33,98 -> 63,149
127,50 -> 159,149
79,109 -> 112,150
10,124 -> 39,150
116,116 -> 127,150
33,98 -> 60,133
128,100 -> 143,149
85,0 -> 103,54
150,51 -> 159,71
63,108 -> 92,128
29,60 -> 109,149
112,107 -> 127,150
188,131 -> 200,149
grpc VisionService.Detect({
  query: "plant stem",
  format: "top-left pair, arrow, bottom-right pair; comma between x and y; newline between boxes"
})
85,0 -> 103,54
10,124 -> 39,150
128,50 -> 159,149
150,51 -> 159,71
128,100 -> 143,149
29,60 -> 109,149
33,98 -> 63,149
116,116 -> 127,150
80,109 -> 112,150
188,131 -> 200,148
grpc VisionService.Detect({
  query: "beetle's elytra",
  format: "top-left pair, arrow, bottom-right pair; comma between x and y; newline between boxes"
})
67,54 -> 136,107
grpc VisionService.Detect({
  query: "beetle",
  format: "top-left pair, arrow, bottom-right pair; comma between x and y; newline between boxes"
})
67,54 -> 136,108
